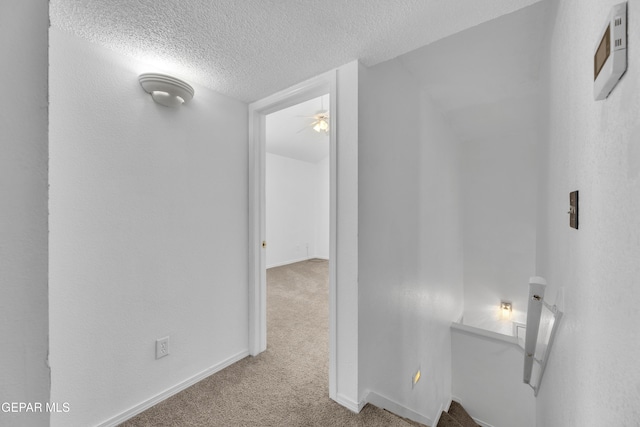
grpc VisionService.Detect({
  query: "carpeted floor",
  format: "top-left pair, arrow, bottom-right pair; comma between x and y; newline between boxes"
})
121,259 -> 421,427
435,401 -> 479,427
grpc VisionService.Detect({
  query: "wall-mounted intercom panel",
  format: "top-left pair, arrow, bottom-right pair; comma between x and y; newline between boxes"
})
594,2 -> 627,100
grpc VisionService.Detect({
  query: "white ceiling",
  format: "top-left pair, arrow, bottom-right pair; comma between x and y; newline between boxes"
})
50,0 -> 543,103
266,95 -> 330,164
399,1 -> 550,142
259,2 -> 548,162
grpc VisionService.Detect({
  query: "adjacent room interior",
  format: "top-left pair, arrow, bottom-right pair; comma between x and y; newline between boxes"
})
265,95 -> 330,270
264,93 -> 331,391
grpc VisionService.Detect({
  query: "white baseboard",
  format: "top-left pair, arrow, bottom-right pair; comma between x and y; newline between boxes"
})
267,257 -> 308,269
432,402 -> 445,427
451,395 -> 495,427
474,417 -> 496,427
432,397 -> 453,427
267,256 -> 329,269
266,257 -> 311,269
335,393 -> 363,413
358,397 -> 367,412
363,391 -> 431,426
96,349 -> 249,427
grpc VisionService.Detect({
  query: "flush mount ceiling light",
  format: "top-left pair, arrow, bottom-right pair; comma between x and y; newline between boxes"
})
139,73 -> 194,107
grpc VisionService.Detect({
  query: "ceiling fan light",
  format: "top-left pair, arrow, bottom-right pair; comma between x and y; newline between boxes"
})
313,122 -> 322,132
319,119 -> 329,131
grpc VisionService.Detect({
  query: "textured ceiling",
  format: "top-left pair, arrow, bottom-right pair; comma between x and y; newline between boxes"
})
50,0 -> 542,102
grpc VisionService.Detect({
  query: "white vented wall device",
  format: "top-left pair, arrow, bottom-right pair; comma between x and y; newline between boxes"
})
594,2 -> 627,100
523,276 -> 563,396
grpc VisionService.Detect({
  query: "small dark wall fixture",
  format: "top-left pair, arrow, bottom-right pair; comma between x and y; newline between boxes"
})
569,191 -> 579,229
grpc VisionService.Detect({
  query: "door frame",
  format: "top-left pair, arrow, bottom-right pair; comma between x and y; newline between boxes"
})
248,70 -> 338,399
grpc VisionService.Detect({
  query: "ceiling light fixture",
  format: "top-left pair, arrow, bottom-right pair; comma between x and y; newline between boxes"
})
139,73 -> 194,107
312,113 -> 330,133
295,96 -> 330,134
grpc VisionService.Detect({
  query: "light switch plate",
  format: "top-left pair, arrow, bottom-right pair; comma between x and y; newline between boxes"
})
569,191 -> 579,229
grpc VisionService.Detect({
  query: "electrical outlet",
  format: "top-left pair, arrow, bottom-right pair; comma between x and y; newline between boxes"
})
412,367 -> 421,389
156,336 -> 169,359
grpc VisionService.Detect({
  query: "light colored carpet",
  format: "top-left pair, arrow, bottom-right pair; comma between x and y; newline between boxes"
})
121,259 -> 422,426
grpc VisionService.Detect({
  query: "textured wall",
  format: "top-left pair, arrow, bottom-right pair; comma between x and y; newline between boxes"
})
395,2 -> 547,338
265,153 -> 328,267
314,155 -> 330,260
461,130 -> 539,335
416,88 -> 465,422
451,329 -> 535,427
49,29 -> 248,426
536,0 -> 640,425
0,2 -> 50,426
358,59 -> 463,424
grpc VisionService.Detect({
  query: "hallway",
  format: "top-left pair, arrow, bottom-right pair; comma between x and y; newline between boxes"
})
121,260 -> 419,426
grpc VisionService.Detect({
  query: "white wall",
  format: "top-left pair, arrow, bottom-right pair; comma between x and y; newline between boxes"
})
314,155 -> 330,259
265,153 -> 329,268
334,60 -> 360,408
49,29 -> 248,427
394,2 -> 545,339
266,153 -> 316,267
417,88 -> 464,420
358,58 -> 463,424
0,3 -> 50,427
535,0 -> 640,425
451,327 -> 535,427
461,130 -> 538,335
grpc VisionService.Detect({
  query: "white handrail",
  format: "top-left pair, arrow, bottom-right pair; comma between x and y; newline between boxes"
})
523,276 -> 563,396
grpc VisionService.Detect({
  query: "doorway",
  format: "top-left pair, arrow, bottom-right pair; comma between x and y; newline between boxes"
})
248,73 -> 338,399
265,95 -> 330,269
264,95 -> 331,393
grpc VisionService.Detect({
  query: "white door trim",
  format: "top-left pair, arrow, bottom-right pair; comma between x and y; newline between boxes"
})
248,69 -> 338,399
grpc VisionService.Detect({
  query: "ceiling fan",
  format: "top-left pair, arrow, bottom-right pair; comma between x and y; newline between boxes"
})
309,111 -> 330,133
296,97 -> 330,134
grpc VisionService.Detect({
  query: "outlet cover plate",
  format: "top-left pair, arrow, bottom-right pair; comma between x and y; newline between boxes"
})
156,336 -> 169,359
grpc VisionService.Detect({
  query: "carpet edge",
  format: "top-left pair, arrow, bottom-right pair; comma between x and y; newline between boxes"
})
364,390 -> 432,426
96,349 -> 249,427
